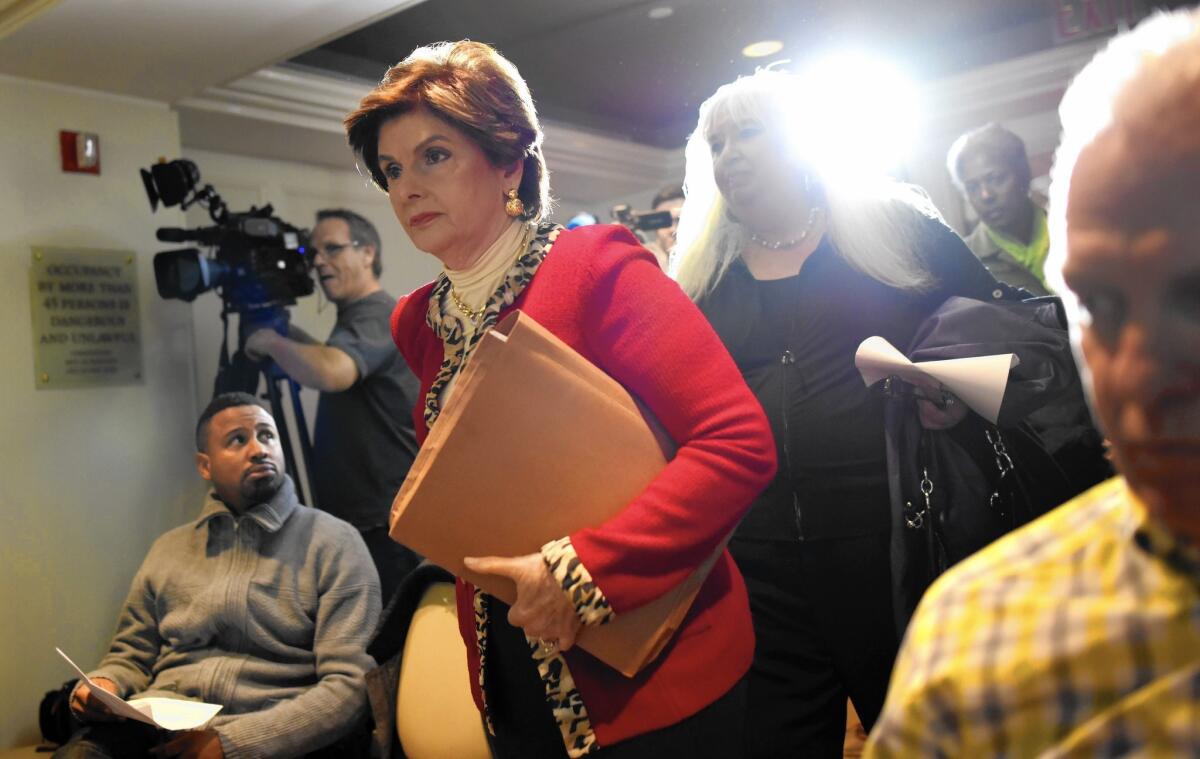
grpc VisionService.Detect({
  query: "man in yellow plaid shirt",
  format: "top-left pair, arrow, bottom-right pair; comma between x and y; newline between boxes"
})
867,9 -> 1200,757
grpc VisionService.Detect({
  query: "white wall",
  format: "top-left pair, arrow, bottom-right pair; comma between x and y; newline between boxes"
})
0,76 -> 202,748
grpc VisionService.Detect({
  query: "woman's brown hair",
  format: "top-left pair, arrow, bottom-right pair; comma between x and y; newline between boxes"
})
345,40 -> 550,221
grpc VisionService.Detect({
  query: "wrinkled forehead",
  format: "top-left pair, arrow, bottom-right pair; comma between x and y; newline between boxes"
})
211,405 -> 275,436
1083,41 -> 1200,213
1062,128 -> 1200,300
1069,122 -> 1200,228
377,107 -> 469,155
312,217 -> 350,241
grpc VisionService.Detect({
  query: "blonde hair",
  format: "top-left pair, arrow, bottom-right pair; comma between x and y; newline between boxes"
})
672,69 -> 940,301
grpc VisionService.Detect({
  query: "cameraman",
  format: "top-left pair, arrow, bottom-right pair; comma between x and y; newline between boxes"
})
647,183 -> 683,270
246,209 -> 420,603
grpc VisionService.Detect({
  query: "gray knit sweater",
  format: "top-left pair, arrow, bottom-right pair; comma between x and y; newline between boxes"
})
88,477 -> 381,758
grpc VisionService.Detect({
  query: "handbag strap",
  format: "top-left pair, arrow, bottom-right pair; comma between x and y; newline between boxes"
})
909,422 -> 1021,577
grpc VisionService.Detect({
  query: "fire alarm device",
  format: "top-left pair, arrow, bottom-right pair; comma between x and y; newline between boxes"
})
60,131 -> 101,174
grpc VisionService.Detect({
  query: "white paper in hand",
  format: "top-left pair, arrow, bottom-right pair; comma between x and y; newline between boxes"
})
854,336 -> 1019,424
56,647 -> 221,730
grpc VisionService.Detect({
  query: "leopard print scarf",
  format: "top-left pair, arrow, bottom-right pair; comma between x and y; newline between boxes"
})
421,220 -> 599,756
423,221 -> 561,428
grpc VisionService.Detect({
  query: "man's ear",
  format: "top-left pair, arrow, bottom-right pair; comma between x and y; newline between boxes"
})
196,451 -> 212,482
361,244 -> 378,274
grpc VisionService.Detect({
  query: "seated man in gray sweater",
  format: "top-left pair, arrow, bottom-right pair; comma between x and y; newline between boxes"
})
58,392 -> 382,759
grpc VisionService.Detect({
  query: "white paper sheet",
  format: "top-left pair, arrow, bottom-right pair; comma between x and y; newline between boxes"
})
56,647 -> 222,731
854,336 -> 1019,424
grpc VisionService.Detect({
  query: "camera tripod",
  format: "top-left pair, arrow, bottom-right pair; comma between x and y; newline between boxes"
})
213,306 -> 318,507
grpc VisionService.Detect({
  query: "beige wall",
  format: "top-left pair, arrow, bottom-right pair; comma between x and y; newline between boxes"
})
0,75 -> 202,748
0,86 -> 452,748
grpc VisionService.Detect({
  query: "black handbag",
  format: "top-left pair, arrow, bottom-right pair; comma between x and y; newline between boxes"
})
892,403 -> 1073,575
885,294 -> 1102,633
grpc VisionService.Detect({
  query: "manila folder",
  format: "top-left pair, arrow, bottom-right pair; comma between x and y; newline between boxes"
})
390,310 -> 721,678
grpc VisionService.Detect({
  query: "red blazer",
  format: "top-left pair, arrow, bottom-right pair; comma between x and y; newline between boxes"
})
391,225 -> 776,747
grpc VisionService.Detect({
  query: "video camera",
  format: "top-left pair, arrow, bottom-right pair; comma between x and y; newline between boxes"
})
141,159 -> 321,499
141,159 -> 314,315
611,204 -> 675,235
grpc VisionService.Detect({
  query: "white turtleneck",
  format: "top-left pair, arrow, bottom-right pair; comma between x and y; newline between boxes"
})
439,220 -> 531,405
444,219 -> 530,345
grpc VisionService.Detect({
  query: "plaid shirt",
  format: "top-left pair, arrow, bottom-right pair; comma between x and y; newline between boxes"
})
865,477 -> 1200,758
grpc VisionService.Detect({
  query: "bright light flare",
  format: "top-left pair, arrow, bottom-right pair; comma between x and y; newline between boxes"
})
742,40 -> 784,58
787,52 -> 920,185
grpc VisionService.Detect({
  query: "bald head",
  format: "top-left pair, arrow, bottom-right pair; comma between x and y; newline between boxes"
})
1048,9 -> 1200,542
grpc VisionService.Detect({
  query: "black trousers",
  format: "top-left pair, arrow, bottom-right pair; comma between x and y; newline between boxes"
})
53,722 -> 162,759
730,533 -> 899,759
53,721 -> 363,758
485,598 -> 747,759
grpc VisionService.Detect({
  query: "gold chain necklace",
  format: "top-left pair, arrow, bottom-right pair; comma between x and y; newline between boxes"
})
449,287 -> 485,322
448,225 -> 533,325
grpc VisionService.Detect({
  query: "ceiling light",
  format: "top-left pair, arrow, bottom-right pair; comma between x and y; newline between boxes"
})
742,40 -> 784,58
648,7 -> 673,20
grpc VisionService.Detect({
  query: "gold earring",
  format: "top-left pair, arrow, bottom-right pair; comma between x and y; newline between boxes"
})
505,188 -> 526,218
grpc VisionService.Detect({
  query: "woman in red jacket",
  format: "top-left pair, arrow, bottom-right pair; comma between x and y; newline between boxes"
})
344,41 -> 776,758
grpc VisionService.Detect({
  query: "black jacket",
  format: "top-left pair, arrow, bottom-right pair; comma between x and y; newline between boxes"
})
883,294 -> 1109,631
698,214 -> 1001,543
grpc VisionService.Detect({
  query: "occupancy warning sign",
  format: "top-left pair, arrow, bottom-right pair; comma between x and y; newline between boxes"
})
30,247 -> 143,389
